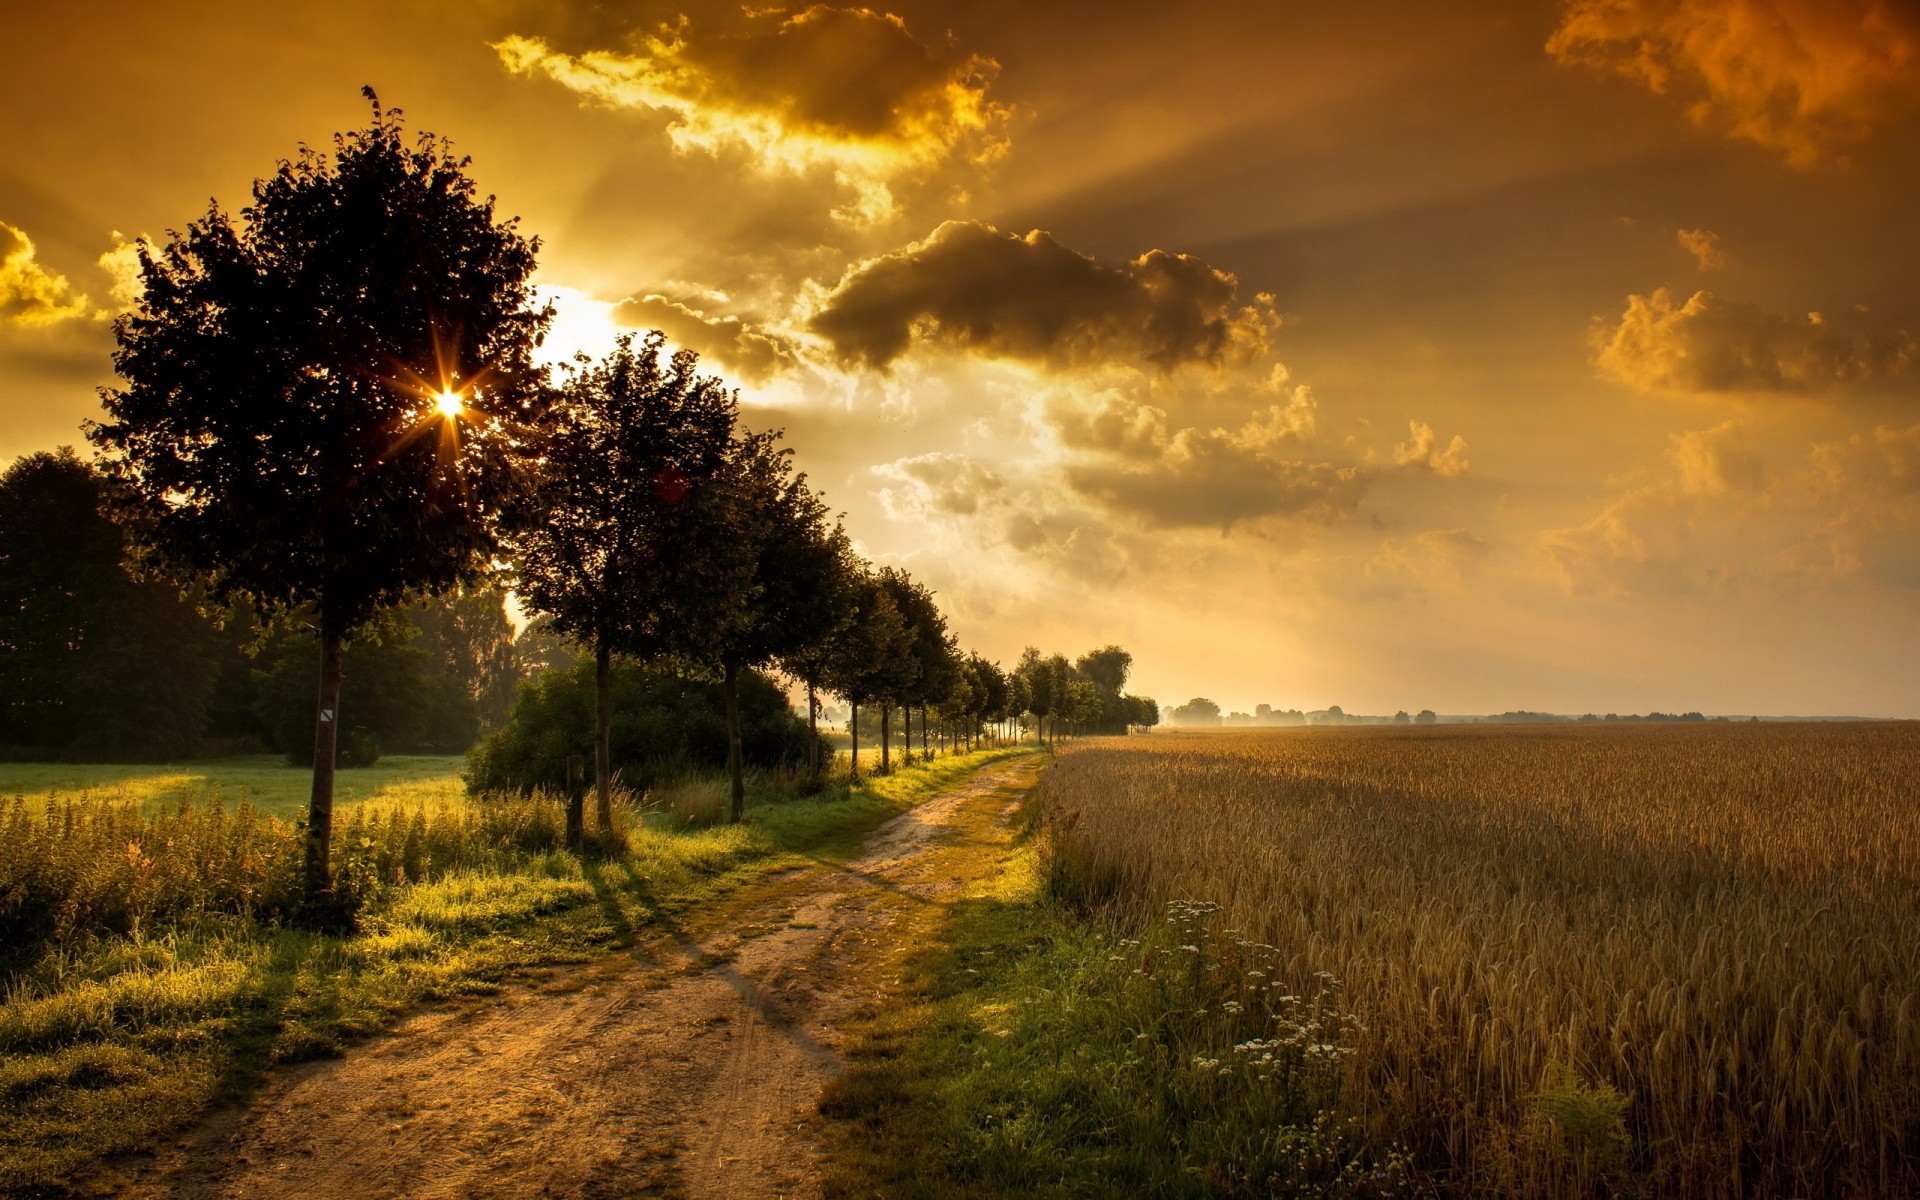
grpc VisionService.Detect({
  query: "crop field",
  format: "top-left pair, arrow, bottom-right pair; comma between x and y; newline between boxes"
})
1043,724 -> 1920,1198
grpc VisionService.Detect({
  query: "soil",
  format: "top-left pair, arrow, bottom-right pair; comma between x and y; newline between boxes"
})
115,755 -> 1044,1199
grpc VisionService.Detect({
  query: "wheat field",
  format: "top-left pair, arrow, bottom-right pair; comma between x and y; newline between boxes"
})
1043,724 -> 1920,1197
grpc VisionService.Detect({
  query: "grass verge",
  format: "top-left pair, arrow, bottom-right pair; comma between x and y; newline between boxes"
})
817,760 -> 1414,1199
0,745 -> 1031,1197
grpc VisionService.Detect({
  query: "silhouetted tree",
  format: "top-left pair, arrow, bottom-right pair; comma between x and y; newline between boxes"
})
0,449 -> 225,759
88,93 -> 549,909
665,430 -> 854,820
512,333 -> 734,833
819,570 -> 912,777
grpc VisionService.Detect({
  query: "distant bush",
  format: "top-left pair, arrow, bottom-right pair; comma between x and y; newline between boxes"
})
465,659 -> 821,794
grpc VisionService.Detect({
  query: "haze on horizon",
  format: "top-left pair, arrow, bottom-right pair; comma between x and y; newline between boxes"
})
4,0 -> 1917,718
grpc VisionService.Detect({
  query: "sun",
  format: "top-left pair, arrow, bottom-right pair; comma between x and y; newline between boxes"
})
432,390 -> 464,419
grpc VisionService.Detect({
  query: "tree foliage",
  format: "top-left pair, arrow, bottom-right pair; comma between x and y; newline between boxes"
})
86,93 -> 550,908
89,93 -> 549,640
466,659 -> 819,794
0,450 -> 224,759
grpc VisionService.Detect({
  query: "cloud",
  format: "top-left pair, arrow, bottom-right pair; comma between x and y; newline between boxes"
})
1540,421 -> 1769,595
1540,419 -> 1920,594
1051,381 -> 1316,461
874,451 -> 1008,518
611,291 -> 802,383
495,6 -> 1009,223
1668,419 -> 1765,494
1369,527 -> 1492,588
1065,425 -> 1364,532
1593,287 -> 1914,393
1677,227 -> 1724,269
808,221 -> 1279,371
0,220 -> 94,327
1546,0 -> 1920,164
1793,422 -> 1920,579
1393,420 -> 1471,475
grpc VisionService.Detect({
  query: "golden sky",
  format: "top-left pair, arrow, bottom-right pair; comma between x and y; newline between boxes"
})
5,0 -> 1918,715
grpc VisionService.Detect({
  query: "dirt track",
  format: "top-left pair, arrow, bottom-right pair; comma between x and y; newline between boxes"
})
119,755 -> 1043,1199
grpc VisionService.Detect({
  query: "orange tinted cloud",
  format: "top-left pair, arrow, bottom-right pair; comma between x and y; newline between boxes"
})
1547,0 -> 1920,164
1393,419 -> 1471,475
610,292 -> 800,383
495,6 -> 1008,223
1593,287 -> 1914,393
809,220 -> 1278,370
1676,227 -> 1725,268
0,220 -> 94,327
1540,419 -> 1920,594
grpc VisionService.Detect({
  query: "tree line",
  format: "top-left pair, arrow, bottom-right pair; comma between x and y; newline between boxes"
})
48,92 -> 1155,917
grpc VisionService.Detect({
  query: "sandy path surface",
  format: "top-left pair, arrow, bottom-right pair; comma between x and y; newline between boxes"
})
117,755 -> 1042,1200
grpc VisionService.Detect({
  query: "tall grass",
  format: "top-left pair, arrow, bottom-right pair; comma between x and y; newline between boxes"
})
1043,724 -> 1920,1198
0,787 -> 622,950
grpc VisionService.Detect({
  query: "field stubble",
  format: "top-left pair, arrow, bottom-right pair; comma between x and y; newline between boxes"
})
1043,724 -> 1920,1197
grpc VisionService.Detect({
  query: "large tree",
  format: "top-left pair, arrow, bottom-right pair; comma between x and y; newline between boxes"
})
512,333 -> 735,835
88,93 -> 550,908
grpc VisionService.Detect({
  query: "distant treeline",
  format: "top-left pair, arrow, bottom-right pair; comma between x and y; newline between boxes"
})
1166,698 -> 1749,728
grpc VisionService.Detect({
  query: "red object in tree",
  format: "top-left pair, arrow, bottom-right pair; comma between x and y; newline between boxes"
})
652,467 -> 691,503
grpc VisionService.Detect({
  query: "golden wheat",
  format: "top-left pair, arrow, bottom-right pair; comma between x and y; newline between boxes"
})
1044,724 -> 1920,1198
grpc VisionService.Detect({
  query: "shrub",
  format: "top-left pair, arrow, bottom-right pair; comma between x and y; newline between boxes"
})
465,658 -> 823,793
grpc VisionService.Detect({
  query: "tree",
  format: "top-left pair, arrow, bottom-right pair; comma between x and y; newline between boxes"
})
408,584 -> 520,732
819,570 -> 912,777
466,657 -> 817,794
0,449 -> 225,759
512,333 -> 735,835
1170,697 -> 1223,726
1075,645 -> 1132,695
88,95 -> 549,908
876,568 -> 955,770
1017,647 -> 1056,743
664,429 -> 854,820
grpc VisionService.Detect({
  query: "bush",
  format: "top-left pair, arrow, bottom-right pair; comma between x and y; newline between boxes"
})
465,658 -> 823,794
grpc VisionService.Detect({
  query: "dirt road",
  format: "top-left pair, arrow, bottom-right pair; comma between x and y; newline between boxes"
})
119,754 -> 1044,1199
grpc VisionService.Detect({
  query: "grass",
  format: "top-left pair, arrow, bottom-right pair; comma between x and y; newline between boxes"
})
1039,724 -> 1920,1199
815,754 -> 1410,1199
0,743 -> 1032,1197
0,755 -> 468,818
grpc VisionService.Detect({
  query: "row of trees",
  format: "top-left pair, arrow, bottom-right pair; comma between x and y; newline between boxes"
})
76,95 -> 1154,913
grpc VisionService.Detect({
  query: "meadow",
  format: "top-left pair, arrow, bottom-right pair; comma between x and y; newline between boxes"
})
1042,724 -> 1920,1198
0,755 -> 468,817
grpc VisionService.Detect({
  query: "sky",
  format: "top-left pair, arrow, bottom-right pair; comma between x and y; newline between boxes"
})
4,0 -> 1918,716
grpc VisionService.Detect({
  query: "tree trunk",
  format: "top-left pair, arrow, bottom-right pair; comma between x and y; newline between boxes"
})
849,700 -> 860,778
724,660 -> 745,823
304,629 -> 344,906
566,755 -> 584,852
595,640 -> 613,832
880,703 -> 891,773
806,678 -> 819,779
920,704 -> 930,760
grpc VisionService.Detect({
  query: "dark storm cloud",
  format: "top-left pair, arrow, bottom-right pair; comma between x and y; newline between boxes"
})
807,220 -> 1278,371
